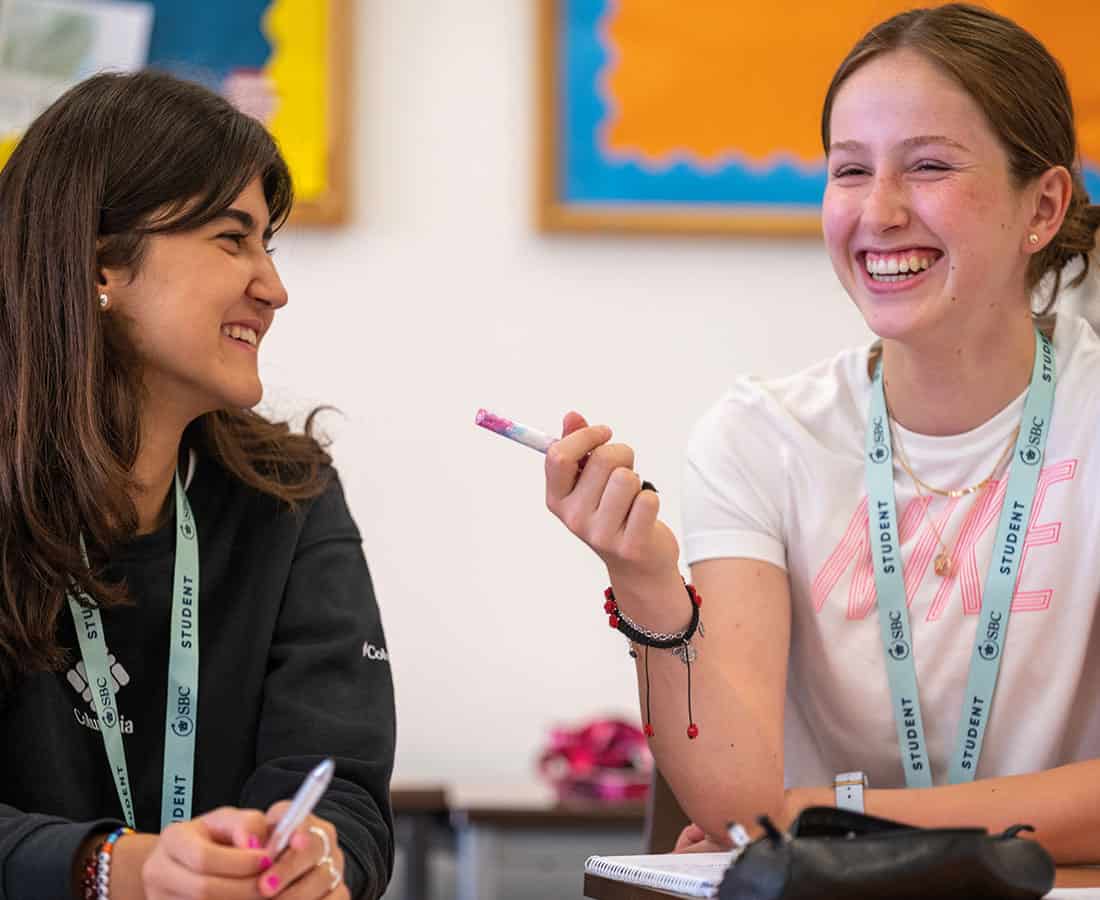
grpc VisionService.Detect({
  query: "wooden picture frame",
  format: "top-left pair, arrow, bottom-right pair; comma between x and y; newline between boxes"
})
275,0 -> 353,226
271,0 -> 352,226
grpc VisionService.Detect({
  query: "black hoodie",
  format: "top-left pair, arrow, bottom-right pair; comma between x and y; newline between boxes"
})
0,453 -> 395,899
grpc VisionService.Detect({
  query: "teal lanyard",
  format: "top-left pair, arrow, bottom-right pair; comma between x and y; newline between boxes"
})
67,471 -> 200,829
864,329 -> 1054,786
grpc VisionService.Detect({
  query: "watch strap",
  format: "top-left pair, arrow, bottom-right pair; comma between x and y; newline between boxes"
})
834,771 -> 868,813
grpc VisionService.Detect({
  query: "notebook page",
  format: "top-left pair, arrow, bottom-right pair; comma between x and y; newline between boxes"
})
584,851 -> 734,898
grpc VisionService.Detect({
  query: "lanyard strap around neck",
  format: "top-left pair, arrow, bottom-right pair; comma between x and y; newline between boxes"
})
864,329 -> 1055,786
68,471 -> 200,830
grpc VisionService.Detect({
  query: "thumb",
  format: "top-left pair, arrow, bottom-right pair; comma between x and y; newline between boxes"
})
561,410 -> 589,438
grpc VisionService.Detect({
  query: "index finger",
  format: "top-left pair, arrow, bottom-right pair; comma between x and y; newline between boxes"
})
265,801 -> 291,825
545,424 -> 612,502
202,806 -> 272,851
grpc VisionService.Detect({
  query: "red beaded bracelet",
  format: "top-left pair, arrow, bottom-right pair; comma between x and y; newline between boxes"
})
603,581 -> 703,740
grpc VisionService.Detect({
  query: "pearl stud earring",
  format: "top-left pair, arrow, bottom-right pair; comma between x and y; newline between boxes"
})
1028,233 -> 1040,245
98,293 -> 110,309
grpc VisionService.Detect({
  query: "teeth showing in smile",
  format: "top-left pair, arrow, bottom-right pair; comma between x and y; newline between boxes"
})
864,250 -> 940,281
222,324 -> 258,346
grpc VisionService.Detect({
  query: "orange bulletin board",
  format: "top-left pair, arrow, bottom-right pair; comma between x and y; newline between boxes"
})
538,0 -> 1100,236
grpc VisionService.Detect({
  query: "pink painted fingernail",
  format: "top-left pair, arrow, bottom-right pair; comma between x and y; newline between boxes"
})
260,856 -> 272,870
248,835 -> 260,849
266,874 -> 280,890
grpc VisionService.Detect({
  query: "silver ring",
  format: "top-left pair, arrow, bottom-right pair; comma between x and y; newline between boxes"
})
309,825 -> 332,861
323,855 -> 341,890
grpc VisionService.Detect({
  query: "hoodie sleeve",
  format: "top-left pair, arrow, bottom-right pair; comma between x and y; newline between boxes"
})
238,473 -> 395,900
0,806 -> 121,900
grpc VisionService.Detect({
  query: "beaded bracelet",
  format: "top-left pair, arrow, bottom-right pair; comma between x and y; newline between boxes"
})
80,826 -> 133,900
603,581 -> 703,740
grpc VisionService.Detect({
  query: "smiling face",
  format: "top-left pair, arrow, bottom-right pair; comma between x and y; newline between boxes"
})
822,48 -> 1037,344
104,176 -> 287,420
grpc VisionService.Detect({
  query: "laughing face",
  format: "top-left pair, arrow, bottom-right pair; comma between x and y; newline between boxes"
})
104,177 -> 287,419
822,49 -> 1037,344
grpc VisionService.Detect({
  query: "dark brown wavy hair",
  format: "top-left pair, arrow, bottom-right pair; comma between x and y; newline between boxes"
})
822,3 -> 1100,314
0,71 -> 332,691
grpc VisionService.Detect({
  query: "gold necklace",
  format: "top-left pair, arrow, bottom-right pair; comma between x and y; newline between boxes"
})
919,490 -> 957,577
889,420 -> 1019,576
892,423 -> 1019,499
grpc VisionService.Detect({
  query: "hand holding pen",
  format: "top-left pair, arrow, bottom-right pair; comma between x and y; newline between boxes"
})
258,758 -> 347,899
106,760 -> 344,900
476,408 -> 682,597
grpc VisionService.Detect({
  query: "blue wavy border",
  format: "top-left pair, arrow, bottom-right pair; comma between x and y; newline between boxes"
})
561,0 -> 1099,208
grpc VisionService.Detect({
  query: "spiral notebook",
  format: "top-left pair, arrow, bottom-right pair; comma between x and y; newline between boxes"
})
583,851 -> 734,898
584,853 -> 1098,898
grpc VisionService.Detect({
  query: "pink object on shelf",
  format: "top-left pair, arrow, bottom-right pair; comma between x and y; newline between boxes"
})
538,718 -> 653,803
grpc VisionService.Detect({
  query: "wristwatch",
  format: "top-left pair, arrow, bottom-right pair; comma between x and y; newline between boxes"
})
834,771 -> 869,813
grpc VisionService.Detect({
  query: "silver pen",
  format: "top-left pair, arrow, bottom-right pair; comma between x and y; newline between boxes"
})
266,758 -> 335,857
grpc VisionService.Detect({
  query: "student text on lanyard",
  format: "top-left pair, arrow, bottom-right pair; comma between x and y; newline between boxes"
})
67,471 -> 199,830
865,329 -> 1054,787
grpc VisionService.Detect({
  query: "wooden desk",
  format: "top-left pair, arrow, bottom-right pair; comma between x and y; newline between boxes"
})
448,781 -> 645,827
449,782 -> 645,900
582,867 -> 1100,899
391,781 -> 646,900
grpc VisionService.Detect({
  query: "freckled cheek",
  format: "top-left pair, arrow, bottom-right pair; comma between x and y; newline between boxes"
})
918,189 -> 1002,276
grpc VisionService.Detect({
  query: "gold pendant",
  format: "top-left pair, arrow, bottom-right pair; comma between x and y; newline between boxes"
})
934,553 -> 954,577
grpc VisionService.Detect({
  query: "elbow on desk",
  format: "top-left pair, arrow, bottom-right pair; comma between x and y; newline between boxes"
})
678,783 -> 787,846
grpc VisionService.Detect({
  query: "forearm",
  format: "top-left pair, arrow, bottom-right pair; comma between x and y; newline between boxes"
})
786,759 -> 1100,864
615,561 -> 790,839
636,650 -> 785,837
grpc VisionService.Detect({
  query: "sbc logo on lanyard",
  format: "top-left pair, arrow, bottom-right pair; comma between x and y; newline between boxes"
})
172,685 -> 195,736
978,611 -> 1003,661
180,506 -> 196,541
1019,417 -> 1045,466
1019,446 -> 1041,465
887,610 -> 910,660
869,416 -> 890,464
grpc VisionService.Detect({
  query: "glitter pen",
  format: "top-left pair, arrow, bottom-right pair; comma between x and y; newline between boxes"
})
475,408 -> 656,491
266,758 -> 335,857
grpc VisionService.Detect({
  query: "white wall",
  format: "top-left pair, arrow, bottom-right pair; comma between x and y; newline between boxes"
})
258,0 -> 872,781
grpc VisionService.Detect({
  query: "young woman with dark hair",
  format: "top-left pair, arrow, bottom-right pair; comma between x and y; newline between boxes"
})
546,3 -> 1100,862
0,71 -> 394,899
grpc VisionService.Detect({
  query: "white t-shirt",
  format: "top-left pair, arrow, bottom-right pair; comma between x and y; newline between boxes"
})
683,312 -> 1100,789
